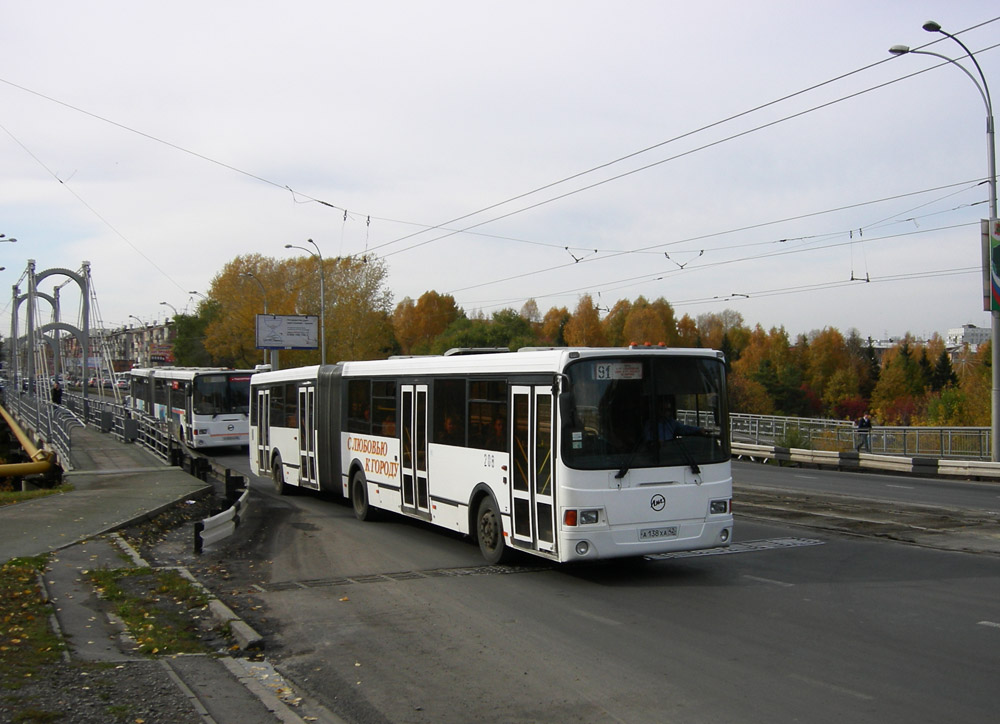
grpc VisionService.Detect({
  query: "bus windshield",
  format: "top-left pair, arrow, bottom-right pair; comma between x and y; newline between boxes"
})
192,374 -> 253,416
562,356 -> 729,470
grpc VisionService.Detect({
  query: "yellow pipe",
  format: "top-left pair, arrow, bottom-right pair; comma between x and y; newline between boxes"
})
0,402 -> 55,474
0,460 -> 55,476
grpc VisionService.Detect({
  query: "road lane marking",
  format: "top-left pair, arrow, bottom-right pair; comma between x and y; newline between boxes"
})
743,575 -> 794,587
574,609 -> 624,626
789,673 -> 875,701
977,621 -> 1000,629
645,537 -> 824,560
886,484 -> 914,489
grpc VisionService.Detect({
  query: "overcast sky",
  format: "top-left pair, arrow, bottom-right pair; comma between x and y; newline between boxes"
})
2,1 -> 999,347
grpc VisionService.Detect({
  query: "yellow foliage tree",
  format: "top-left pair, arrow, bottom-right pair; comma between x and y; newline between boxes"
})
203,252 -> 394,368
564,294 -> 607,347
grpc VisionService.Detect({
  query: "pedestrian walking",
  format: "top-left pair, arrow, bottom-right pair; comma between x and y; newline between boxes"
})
855,412 -> 872,452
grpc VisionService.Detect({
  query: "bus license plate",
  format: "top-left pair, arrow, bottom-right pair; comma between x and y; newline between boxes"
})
640,526 -> 678,540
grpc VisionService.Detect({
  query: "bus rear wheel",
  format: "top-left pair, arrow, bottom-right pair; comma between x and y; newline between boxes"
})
352,471 -> 375,521
476,496 -> 510,565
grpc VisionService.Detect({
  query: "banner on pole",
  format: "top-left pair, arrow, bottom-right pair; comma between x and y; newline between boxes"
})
986,219 -> 1000,312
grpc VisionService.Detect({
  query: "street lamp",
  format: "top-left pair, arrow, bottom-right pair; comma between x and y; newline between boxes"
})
284,239 -> 326,365
128,315 -> 147,367
241,272 -> 269,366
159,301 -> 178,318
0,235 -> 15,243
890,21 -> 997,460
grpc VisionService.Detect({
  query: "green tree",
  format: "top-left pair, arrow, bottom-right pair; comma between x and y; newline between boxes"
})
930,349 -> 958,391
170,309 -> 216,366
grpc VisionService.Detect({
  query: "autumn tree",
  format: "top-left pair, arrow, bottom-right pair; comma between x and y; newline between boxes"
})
622,297 -> 665,344
601,299 -> 631,347
697,309 -> 744,351
649,298 -> 679,346
676,314 -> 699,347
203,252 -> 394,367
564,294 -> 607,346
540,306 -> 570,346
730,325 -> 813,416
802,327 -> 852,412
870,339 -> 927,424
202,255 -> 278,367
392,291 -> 462,354
327,256 -> 395,361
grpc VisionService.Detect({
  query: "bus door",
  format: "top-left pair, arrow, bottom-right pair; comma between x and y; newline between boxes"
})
400,384 -> 429,514
255,389 -> 270,473
511,385 -> 556,554
298,386 -> 319,489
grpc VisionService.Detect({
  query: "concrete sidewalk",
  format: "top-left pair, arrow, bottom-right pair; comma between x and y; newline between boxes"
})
0,424 -> 210,561
1,422 -> 340,723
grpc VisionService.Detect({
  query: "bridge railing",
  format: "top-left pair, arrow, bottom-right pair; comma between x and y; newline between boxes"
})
729,413 -> 991,460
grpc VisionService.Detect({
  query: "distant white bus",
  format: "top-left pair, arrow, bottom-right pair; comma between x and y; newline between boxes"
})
128,367 -> 256,448
249,347 -> 733,564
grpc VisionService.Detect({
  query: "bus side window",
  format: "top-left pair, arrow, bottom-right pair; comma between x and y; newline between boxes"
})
373,380 -> 397,437
381,416 -> 396,436
284,383 -> 299,428
347,378 -> 372,434
434,378 -> 466,446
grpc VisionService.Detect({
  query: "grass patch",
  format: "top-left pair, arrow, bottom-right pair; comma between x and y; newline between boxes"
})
0,484 -> 72,507
88,567 -> 213,656
0,556 -> 64,691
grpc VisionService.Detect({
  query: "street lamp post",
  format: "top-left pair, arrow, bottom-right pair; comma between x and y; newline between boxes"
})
240,272 -> 270,367
159,301 -> 178,319
128,315 -> 147,367
0,234 -> 16,243
284,239 -> 326,365
890,21 -> 998,460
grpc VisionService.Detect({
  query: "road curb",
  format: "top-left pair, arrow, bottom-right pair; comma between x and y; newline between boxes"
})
110,533 -> 265,650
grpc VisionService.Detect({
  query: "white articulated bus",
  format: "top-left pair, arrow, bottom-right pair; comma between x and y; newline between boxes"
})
128,367 -> 256,448
249,347 -> 733,564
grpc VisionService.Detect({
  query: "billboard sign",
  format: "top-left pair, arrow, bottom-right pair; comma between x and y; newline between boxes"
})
255,314 -> 319,350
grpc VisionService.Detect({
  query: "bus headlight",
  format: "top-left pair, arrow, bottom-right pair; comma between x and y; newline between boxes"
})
710,499 -> 730,515
564,509 -> 602,526
575,541 -> 590,556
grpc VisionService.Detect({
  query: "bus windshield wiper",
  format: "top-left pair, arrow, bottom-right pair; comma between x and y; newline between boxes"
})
666,436 -> 701,475
615,438 -> 649,479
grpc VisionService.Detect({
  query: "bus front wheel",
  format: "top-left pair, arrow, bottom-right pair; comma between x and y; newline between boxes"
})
352,471 -> 375,521
476,496 -> 510,565
272,454 -> 292,495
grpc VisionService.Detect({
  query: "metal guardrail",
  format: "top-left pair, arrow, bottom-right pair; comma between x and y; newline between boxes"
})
194,485 -> 250,554
731,442 -> 1000,481
729,413 -> 991,461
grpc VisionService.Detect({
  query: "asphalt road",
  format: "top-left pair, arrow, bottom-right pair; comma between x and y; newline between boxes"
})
732,458 -> 1000,511
209,450 -> 1000,724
